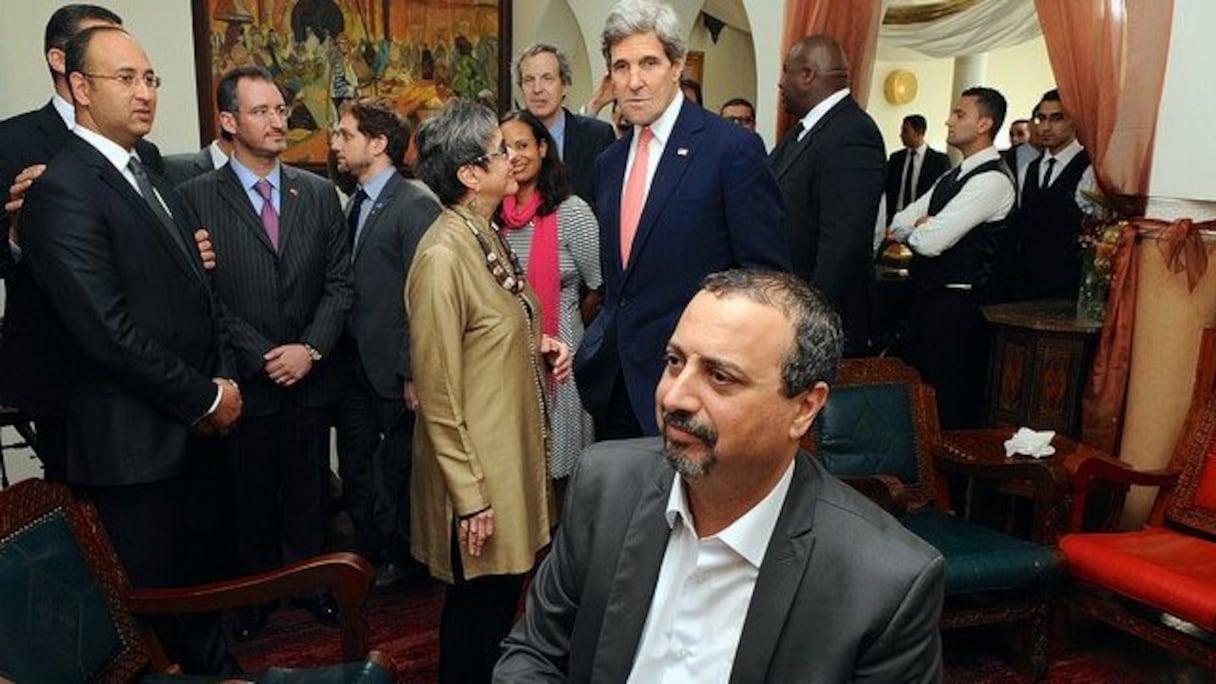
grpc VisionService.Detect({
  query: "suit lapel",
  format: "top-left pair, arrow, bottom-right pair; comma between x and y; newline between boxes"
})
600,139 -> 628,284
562,109 -> 580,161
591,466 -> 675,682
729,454 -> 820,683
74,138 -> 202,281
218,165 -> 277,254
35,102 -> 71,153
353,172 -> 400,260
278,165 -> 302,254
775,98 -> 850,179
624,101 -> 700,276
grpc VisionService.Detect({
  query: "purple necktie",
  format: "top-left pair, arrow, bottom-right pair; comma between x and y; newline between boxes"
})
255,178 -> 280,251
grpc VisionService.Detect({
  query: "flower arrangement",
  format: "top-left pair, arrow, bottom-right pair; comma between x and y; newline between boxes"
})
1076,189 -> 1126,322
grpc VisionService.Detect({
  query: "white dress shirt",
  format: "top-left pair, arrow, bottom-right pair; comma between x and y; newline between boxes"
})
898,141 -> 930,210
795,88 -> 851,143
890,145 -> 1014,258
621,91 -> 684,209
627,461 -> 795,684
1037,137 -> 1085,188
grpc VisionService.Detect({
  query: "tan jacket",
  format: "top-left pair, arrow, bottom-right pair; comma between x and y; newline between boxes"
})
406,207 -> 551,582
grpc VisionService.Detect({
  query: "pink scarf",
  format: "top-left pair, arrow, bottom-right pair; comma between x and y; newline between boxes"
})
500,191 -> 560,338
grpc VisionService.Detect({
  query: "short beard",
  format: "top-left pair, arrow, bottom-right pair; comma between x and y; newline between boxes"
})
661,410 -> 718,479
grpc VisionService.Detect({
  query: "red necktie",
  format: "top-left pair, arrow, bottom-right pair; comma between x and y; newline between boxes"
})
620,126 -> 653,267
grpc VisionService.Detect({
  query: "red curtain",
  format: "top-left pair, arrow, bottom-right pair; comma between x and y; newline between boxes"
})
1034,0 -> 1175,453
778,0 -> 883,138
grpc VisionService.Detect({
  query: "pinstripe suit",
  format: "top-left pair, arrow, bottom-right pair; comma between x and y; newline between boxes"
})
179,160 -> 353,573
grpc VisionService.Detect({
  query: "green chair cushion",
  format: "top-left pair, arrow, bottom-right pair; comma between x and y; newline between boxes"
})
815,382 -> 920,484
904,509 -> 1061,595
0,511 -> 128,682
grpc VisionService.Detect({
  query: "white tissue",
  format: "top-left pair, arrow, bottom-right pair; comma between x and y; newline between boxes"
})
1003,427 -> 1056,458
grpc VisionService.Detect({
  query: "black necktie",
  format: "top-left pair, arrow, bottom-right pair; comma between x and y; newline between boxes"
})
770,122 -> 805,169
901,149 -> 917,210
347,188 -> 367,249
1042,157 -> 1057,188
128,157 -> 192,262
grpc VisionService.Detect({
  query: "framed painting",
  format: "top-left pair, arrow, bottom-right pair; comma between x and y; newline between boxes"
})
191,0 -> 513,168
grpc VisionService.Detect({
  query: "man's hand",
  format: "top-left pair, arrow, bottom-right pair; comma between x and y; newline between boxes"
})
459,507 -> 495,557
584,73 -> 615,117
541,334 -> 571,383
194,229 -> 216,271
6,164 -> 47,245
403,380 -> 419,412
914,215 -> 932,227
264,344 -> 314,386
199,378 -> 242,435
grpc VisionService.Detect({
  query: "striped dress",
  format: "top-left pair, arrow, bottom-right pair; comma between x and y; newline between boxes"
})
502,195 -> 601,479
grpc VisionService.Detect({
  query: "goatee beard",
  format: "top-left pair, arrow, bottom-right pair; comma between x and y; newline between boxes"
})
661,410 -> 718,479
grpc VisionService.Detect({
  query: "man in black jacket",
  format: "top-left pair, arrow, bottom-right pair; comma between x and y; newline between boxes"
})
885,114 -> 951,224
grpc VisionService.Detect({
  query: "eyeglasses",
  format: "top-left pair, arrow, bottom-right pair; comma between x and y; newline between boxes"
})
1032,112 -> 1067,125
467,141 -> 510,166
724,115 -> 754,126
83,71 -> 162,90
242,105 -> 291,121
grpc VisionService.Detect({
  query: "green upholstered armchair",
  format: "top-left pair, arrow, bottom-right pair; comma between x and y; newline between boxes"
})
803,357 -> 1061,678
0,478 -> 391,683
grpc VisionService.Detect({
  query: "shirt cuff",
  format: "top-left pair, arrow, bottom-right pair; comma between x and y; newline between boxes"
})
10,240 -> 21,263
196,385 -> 224,424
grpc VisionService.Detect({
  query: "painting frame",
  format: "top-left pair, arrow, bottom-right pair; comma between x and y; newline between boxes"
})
190,0 -> 513,170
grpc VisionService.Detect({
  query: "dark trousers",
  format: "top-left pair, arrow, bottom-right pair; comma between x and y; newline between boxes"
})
908,288 -> 989,429
227,399 -> 330,574
33,416 -> 66,483
594,369 -> 643,441
80,469 -> 233,675
438,533 -> 525,683
336,348 -> 414,565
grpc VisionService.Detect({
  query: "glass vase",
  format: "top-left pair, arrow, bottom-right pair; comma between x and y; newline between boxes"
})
1076,246 -> 1109,323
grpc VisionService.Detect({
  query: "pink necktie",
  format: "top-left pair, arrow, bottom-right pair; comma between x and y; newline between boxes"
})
255,178 -> 280,252
620,126 -> 653,267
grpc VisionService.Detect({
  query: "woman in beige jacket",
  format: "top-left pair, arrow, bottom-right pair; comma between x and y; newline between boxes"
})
406,99 -> 571,683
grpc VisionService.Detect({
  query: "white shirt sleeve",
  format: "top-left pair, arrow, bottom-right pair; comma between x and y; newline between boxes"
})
896,172 -> 1015,258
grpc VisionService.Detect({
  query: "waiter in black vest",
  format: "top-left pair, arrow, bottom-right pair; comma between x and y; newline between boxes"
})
1011,89 -> 1090,300
890,87 -> 1015,429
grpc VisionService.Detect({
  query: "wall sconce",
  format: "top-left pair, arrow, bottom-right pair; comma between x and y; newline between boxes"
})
884,69 -> 918,105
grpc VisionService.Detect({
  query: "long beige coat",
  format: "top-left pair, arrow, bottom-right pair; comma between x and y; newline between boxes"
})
406,206 -> 551,582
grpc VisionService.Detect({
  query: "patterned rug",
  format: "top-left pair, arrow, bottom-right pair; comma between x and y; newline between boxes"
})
230,581 -> 1145,683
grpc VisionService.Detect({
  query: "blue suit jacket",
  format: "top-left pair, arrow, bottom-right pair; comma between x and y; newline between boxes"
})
574,101 -> 789,434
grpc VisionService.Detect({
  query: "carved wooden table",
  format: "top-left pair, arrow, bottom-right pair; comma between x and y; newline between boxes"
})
981,299 -> 1101,439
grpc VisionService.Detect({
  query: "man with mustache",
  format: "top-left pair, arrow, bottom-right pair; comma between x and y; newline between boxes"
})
497,269 -> 945,682
178,65 -> 353,641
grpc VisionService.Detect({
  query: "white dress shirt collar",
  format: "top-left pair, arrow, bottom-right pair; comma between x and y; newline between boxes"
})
52,92 -> 75,128
958,145 -> 1002,175
664,458 -> 796,566
797,88 -> 850,141
207,140 -> 229,170
634,90 -> 684,147
73,125 -> 137,169
1041,137 -> 1084,172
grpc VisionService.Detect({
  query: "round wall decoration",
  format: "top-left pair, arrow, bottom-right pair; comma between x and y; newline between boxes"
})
884,69 -> 918,105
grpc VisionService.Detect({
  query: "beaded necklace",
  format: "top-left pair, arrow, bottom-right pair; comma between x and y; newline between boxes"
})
454,206 -> 526,294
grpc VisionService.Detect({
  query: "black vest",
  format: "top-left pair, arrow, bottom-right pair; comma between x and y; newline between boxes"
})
1015,150 -> 1090,299
910,158 -> 1013,292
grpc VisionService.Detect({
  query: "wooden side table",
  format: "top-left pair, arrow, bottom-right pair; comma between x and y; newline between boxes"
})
934,428 -> 1101,545
981,300 -> 1101,439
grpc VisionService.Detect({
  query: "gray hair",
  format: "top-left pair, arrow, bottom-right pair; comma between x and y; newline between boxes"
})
515,43 -> 573,87
414,99 -> 499,206
699,270 -> 842,396
601,0 -> 687,67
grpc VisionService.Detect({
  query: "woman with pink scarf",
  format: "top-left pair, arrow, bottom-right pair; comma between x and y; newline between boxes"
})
499,110 -> 601,502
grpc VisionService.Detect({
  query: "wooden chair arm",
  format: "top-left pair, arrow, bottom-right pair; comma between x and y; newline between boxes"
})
842,475 -> 909,517
125,552 -> 373,662
1066,456 -> 1179,533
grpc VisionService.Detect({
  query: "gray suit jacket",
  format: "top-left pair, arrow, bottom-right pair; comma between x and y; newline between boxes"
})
496,439 -> 945,683
164,146 -> 217,187
178,162 -> 353,416
346,172 -> 441,399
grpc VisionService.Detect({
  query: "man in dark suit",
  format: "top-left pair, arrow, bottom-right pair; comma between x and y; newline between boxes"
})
497,270 -> 944,682
772,35 -> 885,357
330,98 -> 440,587
164,138 -> 230,186
885,114 -> 951,223
575,1 -> 788,441
20,25 -> 242,672
178,65 -> 353,638
516,43 -> 615,206
0,4 -> 166,481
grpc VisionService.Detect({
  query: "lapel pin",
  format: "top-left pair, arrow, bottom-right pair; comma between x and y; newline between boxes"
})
288,187 -> 299,196
677,148 -> 689,156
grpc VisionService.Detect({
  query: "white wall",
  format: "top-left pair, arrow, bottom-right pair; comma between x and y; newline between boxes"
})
866,35 -> 1056,156
1149,0 -> 1216,202
689,14 -> 757,113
